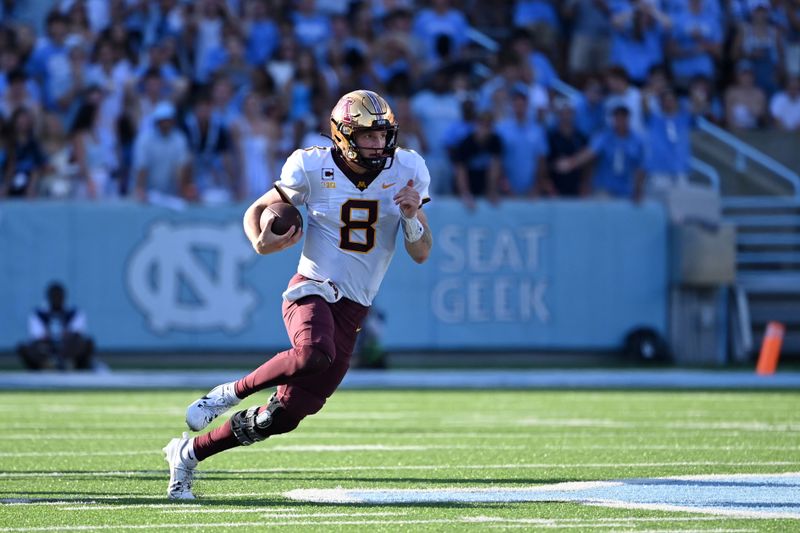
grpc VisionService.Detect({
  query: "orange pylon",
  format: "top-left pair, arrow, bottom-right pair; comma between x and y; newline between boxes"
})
756,321 -> 785,375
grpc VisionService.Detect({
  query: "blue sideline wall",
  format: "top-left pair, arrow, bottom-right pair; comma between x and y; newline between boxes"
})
0,199 -> 667,351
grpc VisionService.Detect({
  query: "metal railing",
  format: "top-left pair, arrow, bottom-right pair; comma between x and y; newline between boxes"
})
689,156 -> 721,191
695,117 -> 800,197
551,79 -> 582,102
465,27 -> 500,53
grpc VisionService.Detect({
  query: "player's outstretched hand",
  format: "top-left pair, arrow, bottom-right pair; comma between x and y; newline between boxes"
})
393,179 -> 420,218
254,212 -> 303,255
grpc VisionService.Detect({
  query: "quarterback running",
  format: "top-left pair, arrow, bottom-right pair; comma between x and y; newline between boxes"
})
163,89 -> 433,499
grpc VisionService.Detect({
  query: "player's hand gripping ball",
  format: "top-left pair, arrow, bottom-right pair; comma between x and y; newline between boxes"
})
261,203 -> 303,235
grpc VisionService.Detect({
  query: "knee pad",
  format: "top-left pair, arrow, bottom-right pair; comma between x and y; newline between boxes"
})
230,393 -> 295,446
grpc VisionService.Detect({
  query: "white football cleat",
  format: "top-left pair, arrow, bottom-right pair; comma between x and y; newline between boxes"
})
163,432 -> 197,500
185,382 -> 241,431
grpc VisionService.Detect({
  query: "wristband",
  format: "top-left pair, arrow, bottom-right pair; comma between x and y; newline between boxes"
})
401,213 -> 425,243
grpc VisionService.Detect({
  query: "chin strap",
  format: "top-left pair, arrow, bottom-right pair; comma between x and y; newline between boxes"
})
400,213 -> 424,243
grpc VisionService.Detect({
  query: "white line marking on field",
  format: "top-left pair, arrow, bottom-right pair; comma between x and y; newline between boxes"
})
0,434 -> 169,441
0,500 -> 93,506
617,530 -> 755,533
188,461 -> 800,474
316,412 -> 409,420
485,524 -> 758,533
666,422 -> 800,431
260,512 -> 409,519
541,444 -> 795,451
1,462 -> 798,479
2,430 -> 789,442
0,492 -> 280,505
45,406 -> 185,416
518,418 -> 637,428
0,444 -> 522,458
466,516 -> 739,524
3,424 -> 178,430
55,505 -> 202,511
486,526 -> 754,532
158,508 -> 300,514
57,506 -> 294,512
0,519 -> 457,531
587,500 -> 800,520
284,482 -> 620,503
285,472 -> 800,519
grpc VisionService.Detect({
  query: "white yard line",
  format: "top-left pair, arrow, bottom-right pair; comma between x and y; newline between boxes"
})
0,492 -> 279,504
0,437 -> 792,451
0,444 -> 524,458
587,500 -> 800,520
0,431 -> 785,441
56,506 -> 295,512
467,517 -> 743,524
0,521 -> 765,533
1,461 -> 797,479
0,519 -> 456,531
54,504 -> 205,511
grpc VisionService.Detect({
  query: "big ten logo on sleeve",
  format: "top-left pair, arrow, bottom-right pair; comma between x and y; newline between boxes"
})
321,168 -> 336,189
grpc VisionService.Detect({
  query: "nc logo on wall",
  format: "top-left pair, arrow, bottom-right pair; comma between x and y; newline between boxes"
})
126,221 -> 257,333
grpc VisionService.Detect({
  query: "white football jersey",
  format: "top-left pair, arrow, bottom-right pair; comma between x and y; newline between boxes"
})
276,146 -> 431,306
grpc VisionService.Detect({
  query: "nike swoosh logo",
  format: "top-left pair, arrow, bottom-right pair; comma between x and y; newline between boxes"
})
382,182 -> 396,189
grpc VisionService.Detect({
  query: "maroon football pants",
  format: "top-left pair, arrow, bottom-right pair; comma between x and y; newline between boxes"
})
193,274 -> 368,461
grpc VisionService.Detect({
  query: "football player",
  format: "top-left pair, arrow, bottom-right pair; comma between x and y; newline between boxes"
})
163,89 -> 433,499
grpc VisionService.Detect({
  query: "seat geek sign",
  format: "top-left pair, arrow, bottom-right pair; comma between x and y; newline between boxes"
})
431,225 -> 549,324
378,199 -> 668,350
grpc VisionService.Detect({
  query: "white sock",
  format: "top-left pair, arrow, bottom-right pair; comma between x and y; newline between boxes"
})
181,438 -> 198,468
223,382 -> 241,403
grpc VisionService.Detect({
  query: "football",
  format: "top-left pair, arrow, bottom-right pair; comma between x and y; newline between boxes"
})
262,202 -> 303,236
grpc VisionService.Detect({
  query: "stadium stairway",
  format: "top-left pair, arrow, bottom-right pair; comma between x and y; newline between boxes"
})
723,196 -> 800,357
691,123 -> 800,357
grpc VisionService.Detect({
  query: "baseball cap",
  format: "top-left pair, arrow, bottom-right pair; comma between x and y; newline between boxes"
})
152,101 -> 176,122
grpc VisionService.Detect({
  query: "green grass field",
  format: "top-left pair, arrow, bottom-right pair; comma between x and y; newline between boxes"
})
0,389 -> 798,531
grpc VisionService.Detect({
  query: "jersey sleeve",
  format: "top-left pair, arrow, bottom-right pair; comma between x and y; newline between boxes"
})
275,149 -> 310,205
414,152 -> 432,206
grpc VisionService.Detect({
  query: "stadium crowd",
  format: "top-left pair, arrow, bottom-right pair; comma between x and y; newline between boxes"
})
0,0 -> 798,206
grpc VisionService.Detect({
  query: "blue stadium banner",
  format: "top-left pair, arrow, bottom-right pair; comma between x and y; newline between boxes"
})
0,199 -> 667,352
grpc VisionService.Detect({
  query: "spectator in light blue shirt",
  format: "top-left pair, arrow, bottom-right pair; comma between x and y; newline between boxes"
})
609,1 -> 671,84
514,0 -> 560,28
412,0 -> 469,63
668,0 -> 722,89
645,88 -> 694,199
292,0 -> 332,52
495,89 -> 549,197
564,0 -> 613,77
25,11 -> 69,110
509,28 -> 559,89
513,1 -> 561,57
243,0 -> 279,66
133,101 -> 193,206
575,74 -> 607,137
555,104 -> 645,201
410,69 -> 462,195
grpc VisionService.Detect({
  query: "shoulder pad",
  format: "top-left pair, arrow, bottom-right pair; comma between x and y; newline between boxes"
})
294,146 -> 331,172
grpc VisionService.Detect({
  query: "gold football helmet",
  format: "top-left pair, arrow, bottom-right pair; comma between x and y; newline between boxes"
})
330,89 -> 398,170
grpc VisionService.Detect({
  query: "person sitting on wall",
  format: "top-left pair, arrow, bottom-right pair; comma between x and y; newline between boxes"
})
17,281 -> 99,371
